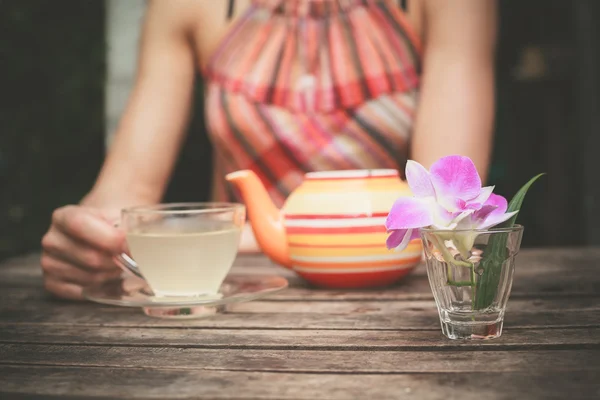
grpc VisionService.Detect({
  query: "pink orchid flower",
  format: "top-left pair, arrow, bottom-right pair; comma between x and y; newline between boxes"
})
385,155 -> 518,254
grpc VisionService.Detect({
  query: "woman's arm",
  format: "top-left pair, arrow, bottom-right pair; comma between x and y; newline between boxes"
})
85,0 -> 198,207
411,0 -> 498,183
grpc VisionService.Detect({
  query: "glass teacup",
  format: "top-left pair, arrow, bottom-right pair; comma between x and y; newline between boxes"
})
115,202 -> 245,297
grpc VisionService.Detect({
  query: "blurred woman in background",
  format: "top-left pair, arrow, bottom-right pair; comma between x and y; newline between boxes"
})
41,0 -> 498,299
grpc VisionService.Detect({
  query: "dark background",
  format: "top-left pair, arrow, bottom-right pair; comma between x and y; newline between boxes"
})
1,0 -> 599,262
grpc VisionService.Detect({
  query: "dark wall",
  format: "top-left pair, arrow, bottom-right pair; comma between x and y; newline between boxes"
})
162,79 -> 213,205
490,0 -> 599,247
490,0 -> 583,247
0,0 -> 106,261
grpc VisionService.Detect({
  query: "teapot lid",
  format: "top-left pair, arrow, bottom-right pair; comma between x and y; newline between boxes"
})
305,169 -> 399,181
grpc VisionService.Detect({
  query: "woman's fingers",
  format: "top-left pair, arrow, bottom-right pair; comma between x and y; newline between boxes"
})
51,205 -> 125,254
42,228 -> 120,272
43,276 -> 87,301
40,252 -> 122,287
41,205 -> 128,301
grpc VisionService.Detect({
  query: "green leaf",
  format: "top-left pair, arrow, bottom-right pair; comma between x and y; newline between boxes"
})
502,173 -> 546,228
473,173 -> 545,310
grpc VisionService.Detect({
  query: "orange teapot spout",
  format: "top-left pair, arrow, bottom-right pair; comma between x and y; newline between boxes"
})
225,170 -> 291,268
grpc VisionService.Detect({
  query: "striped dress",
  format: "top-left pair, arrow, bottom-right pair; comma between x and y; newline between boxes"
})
204,0 -> 422,207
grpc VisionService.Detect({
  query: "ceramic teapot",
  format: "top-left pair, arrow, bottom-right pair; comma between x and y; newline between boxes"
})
226,169 -> 422,288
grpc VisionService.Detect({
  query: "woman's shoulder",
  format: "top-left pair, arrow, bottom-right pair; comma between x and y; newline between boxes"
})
144,0 -> 228,32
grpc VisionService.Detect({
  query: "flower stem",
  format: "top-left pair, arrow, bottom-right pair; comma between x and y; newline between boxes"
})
432,235 -> 471,268
470,263 -> 476,310
446,279 -> 474,287
432,235 -> 475,289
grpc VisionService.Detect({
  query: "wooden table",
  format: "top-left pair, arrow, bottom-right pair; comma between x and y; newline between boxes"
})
0,248 -> 599,399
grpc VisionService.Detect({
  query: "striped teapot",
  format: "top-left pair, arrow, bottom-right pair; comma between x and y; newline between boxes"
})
226,169 -> 422,289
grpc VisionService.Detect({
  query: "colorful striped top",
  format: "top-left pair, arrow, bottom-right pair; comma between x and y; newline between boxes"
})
204,0 -> 422,207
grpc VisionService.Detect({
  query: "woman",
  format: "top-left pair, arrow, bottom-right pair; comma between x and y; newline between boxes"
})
41,0 -> 497,299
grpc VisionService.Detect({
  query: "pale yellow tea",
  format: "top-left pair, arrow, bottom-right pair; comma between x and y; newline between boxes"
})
127,227 -> 242,297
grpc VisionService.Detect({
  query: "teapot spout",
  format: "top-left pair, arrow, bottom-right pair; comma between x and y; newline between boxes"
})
225,170 -> 291,268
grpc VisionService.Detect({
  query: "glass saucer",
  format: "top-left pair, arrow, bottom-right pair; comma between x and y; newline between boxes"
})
82,274 -> 288,319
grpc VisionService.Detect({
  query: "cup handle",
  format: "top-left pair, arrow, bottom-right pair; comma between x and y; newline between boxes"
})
113,252 -> 145,280
112,222 -> 145,280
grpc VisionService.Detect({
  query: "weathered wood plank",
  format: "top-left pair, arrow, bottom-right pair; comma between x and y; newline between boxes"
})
0,365 -> 598,400
1,324 -> 597,350
2,250 -> 599,300
0,298 -> 598,330
225,297 -> 600,314
0,256 -> 303,289
2,284 -> 598,314
4,248 -> 599,274
3,278 -> 599,304
1,291 -> 597,317
1,344 -> 597,373
1,249 -> 597,400
3,278 -> 598,302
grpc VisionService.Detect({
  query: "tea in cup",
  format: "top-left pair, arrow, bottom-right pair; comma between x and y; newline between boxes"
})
118,203 -> 245,297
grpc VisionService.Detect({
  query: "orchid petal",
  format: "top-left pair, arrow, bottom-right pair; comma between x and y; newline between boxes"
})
409,228 -> 421,241
450,210 -> 476,228
476,193 -> 516,229
454,193 -> 517,231
430,156 -> 482,207
469,185 -> 495,205
435,195 -> 467,213
385,197 -> 434,230
479,210 -> 518,230
483,193 -> 508,214
472,204 -> 499,223
386,228 -> 420,251
464,202 -> 483,210
431,203 -> 456,227
405,160 -> 435,198
386,229 -> 408,249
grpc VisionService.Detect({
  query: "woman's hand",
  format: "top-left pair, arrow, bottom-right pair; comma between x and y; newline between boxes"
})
41,206 -> 126,300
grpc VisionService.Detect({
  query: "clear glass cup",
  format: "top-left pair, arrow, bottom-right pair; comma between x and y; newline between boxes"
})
420,225 -> 524,340
116,202 -> 246,297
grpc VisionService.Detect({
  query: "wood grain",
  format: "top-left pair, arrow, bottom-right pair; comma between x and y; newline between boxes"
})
0,365 -> 598,400
1,344 -> 598,373
0,295 -> 598,330
1,284 -> 599,312
1,249 -> 599,399
2,251 -> 599,300
1,324 -> 598,350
